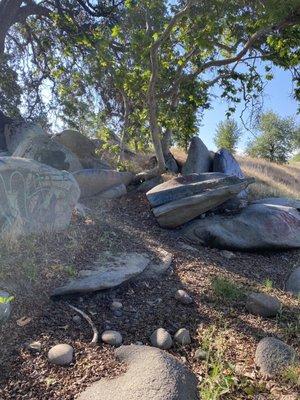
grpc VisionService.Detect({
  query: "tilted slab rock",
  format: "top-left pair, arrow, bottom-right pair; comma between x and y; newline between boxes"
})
73,169 -> 133,198
51,252 -> 150,296
0,157 -> 80,239
147,173 -> 236,207
182,136 -> 211,175
150,176 -> 252,229
77,345 -> 199,400
13,135 -> 82,172
253,197 -> 300,209
183,202 -> 300,250
4,122 -> 46,153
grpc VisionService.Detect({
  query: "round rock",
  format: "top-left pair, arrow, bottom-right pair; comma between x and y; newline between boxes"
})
150,328 -> 173,350
246,292 -> 281,317
255,337 -> 298,376
48,344 -> 74,366
174,328 -> 191,345
175,289 -> 193,305
111,301 -> 123,311
286,266 -> 300,297
194,348 -> 207,360
102,330 -> 123,347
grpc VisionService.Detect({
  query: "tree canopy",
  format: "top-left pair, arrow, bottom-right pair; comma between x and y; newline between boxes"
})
214,119 -> 242,153
1,0 -> 300,171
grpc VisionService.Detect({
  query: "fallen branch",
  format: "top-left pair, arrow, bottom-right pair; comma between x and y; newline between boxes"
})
68,303 -> 98,346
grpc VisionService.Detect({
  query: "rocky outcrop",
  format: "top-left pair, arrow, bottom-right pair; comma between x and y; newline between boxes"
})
183,201 -> 300,250
77,345 -> 199,400
147,173 -> 252,228
4,122 -> 46,153
0,157 -> 80,239
182,136 -> 211,175
73,169 -> 133,198
54,129 -> 97,158
52,252 -> 150,296
13,135 -> 82,172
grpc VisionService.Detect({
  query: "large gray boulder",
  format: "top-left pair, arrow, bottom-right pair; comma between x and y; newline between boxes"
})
77,345 -> 199,400
147,173 -> 252,228
4,122 -> 46,153
255,337 -> 298,376
183,202 -> 300,250
213,149 -> 247,199
54,129 -> 96,158
52,252 -> 150,296
0,157 -> 80,239
182,136 -> 211,175
285,267 -> 300,297
13,135 -> 82,172
73,169 -> 133,198
253,197 -> 300,209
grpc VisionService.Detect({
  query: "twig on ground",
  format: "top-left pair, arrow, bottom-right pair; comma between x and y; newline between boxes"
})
67,303 -> 99,346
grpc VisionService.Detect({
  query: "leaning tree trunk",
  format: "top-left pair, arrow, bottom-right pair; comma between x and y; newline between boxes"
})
118,90 -> 130,163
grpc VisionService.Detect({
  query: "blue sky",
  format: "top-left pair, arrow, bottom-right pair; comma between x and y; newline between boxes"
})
199,66 -> 299,152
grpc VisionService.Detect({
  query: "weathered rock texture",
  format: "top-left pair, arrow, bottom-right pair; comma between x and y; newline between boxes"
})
77,345 -> 199,400
4,122 -> 46,153
183,202 -> 300,250
52,252 -> 150,296
13,135 -> 82,172
0,157 -> 80,239
255,337 -> 298,376
73,169 -> 133,198
147,173 -> 252,228
54,129 -> 97,158
182,137 -> 211,175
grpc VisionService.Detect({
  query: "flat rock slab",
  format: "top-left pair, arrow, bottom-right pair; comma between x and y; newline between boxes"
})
149,175 -> 251,229
0,157 -> 80,239
77,345 -> 199,400
183,202 -> 300,250
52,252 -> 150,296
73,169 -> 133,198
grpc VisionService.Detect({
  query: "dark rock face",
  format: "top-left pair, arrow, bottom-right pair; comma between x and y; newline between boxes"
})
5,122 -> 45,153
183,201 -> 300,250
182,136 -> 211,175
146,173 -> 252,228
77,345 -> 199,400
0,111 -> 12,150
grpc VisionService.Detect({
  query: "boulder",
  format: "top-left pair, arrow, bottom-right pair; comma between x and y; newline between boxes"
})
147,173 -> 252,228
182,137 -> 211,175
78,156 -> 112,170
4,122 -> 46,153
246,292 -> 281,317
183,203 -> 300,251
0,157 -> 80,239
73,169 -> 133,198
213,148 -> 247,199
0,290 -> 12,323
52,252 -> 150,296
77,345 -> 199,400
255,337 -> 298,376
54,129 -> 96,158
253,197 -> 300,209
48,343 -> 74,366
285,267 -> 300,297
13,135 -> 82,172
150,328 -> 173,350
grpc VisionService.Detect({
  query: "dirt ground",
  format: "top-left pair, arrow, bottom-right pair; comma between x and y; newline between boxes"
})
0,191 -> 299,400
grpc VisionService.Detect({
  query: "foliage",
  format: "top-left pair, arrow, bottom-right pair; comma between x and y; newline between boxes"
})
0,295 -> 14,304
214,119 -> 242,152
246,112 -> 300,163
211,277 -> 245,302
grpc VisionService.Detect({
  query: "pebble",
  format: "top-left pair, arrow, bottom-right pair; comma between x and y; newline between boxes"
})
174,328 -> 191,345
175,289 -> 193,305
194,348 -> 207,360
113,310 -> 123,318
150,328 -> 173,350
101,330 -> 123,346
28,341 -> 42,352
246,292 -> 281,317
110,301 -> 123,311
48,344 -> 74,366
220,250 -> 236,259
72,315 -> 81,324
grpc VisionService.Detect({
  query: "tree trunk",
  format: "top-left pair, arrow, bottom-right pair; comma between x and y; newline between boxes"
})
118,90 -> 130,162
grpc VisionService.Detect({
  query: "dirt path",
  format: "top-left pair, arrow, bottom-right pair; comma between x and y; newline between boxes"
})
0,192 -> 299,399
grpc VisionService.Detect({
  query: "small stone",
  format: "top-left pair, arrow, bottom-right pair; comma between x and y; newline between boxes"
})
175,289 -> 193,305
174,328 -> 191,345
110,301 -> 123,311
255,337 -> 298,376
72,315 -> 81,324
113,310 -> 123,318
150,328 -> 173,350
48,344 -> 74,366
135,341 -> 143,346
286,266 -> 300,297
28,341 -> 42,352
194,348 -> 207,360
101,330 -> 123,347
220,250 -> 236,260
246,292 -> 281,317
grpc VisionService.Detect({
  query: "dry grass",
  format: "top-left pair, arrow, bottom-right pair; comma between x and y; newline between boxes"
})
239,156 -> 300,200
